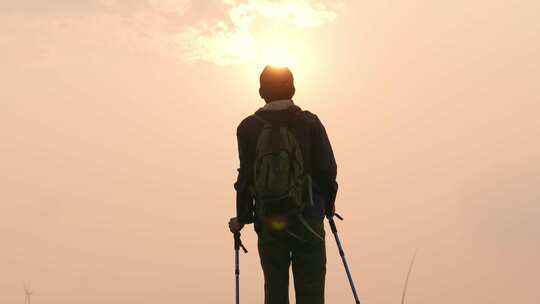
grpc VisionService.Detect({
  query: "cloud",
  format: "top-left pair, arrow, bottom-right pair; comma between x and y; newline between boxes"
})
147,0 -> 191,15
0,0 -> 341,67
176,0 -> 341,65
229,0 -> 338,29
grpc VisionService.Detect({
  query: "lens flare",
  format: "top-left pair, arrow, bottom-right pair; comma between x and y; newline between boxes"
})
267,216 -> 289,231
260,47 -> 296,68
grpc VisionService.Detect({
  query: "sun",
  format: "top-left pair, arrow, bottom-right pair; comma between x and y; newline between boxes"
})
259,47 -> 296,68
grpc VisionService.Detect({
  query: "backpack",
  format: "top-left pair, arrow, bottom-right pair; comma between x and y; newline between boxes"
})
252,112 -> 313,220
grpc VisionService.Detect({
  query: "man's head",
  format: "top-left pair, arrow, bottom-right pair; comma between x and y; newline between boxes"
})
259,66 -> 295,103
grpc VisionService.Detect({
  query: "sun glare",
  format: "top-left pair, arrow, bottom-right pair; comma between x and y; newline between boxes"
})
259,47 -> 296,68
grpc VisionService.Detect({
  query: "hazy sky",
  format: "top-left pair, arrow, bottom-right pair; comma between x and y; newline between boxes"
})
1,1 -> 539,303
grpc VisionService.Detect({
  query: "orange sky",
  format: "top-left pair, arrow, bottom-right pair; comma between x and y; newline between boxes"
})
1,1 -> 539,303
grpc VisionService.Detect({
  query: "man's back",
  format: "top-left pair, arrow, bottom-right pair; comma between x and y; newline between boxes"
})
229,66 -> 338,304
235,102 -> 338,229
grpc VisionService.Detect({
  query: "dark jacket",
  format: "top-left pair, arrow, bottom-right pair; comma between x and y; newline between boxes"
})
234,104 -> 338,230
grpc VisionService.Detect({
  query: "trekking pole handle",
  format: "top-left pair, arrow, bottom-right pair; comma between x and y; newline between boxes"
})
329,218 -> 338,234
234,232 -> 248,253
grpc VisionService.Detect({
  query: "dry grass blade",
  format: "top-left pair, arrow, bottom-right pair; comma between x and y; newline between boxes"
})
401,249 -> 418,304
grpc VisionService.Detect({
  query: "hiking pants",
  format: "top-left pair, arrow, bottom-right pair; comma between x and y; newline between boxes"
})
257,217 -> 326,304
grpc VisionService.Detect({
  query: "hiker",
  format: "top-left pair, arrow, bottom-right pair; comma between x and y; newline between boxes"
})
229,66 -> 338,304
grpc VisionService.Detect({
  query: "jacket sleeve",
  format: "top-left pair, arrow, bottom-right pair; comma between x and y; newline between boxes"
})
310,115 -> 338,216
234,120 -> 255,224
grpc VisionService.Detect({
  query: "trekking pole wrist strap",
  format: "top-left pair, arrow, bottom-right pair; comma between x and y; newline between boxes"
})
234,233 -> 248,253
328,212 -> 343,233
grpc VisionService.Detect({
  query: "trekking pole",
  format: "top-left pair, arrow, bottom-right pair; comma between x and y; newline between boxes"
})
234,232 -> 248,304
328,213 -> 361,304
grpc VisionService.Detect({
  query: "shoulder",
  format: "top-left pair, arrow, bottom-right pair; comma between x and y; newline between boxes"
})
296,110 -> 322,126
296,110 -> 329,138
299,110 -> 318,120
237,114 -> 262,136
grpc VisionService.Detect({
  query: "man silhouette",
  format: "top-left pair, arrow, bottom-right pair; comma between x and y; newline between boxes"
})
229,66 -> 338,304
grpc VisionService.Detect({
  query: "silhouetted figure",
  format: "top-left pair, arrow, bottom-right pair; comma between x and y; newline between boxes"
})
229,66 -> 338,304
23,283 -> 33,304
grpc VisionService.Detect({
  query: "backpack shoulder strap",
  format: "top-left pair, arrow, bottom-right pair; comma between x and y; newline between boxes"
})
253,114 -> 272,126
